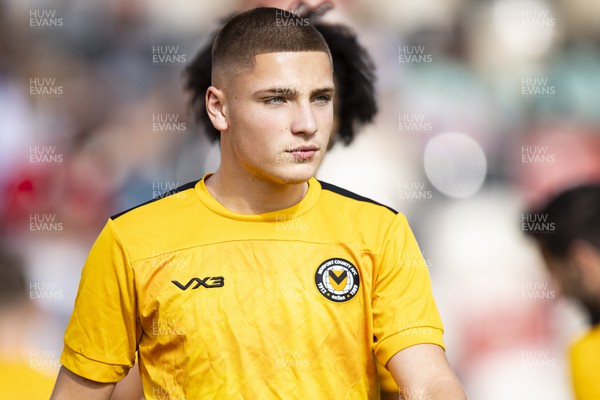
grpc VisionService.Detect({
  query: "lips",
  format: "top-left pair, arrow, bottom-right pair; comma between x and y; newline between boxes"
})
285,145 -> 319,161
286,145 -> 319,153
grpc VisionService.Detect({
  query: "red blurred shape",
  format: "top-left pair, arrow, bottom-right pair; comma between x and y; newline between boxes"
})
17,180 -> 34,192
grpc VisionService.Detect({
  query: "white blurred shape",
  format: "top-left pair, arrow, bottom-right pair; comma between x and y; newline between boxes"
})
424,132 -> 487,199
466,348 -> 573,400
492,0 -> 555,58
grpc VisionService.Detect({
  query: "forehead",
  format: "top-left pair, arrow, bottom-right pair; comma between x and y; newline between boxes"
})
245,51 -> 333,86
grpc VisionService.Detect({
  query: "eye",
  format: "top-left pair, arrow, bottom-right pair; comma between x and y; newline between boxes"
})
312,95 -> 331,103
264,96 -> 285,105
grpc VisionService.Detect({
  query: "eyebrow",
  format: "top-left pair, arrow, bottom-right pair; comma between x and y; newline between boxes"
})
254,86 -> 335,97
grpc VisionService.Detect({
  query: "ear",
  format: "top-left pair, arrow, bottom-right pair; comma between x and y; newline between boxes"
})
569,240 -> 600,287
206,86 -> 229,132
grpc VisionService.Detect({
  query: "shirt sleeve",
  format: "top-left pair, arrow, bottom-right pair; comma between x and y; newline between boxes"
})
60,219 -> 140,383
372,213 -> 445,367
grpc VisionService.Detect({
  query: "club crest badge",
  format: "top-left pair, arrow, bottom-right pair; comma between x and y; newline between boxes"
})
314,258 -> 360,303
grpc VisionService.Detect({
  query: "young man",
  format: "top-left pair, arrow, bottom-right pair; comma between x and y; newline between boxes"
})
526,184 -> 600,400
184,12 -> 397,397
51,8 -> 466,399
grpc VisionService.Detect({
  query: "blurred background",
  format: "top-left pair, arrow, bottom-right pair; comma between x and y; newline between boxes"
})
1,0 -> 600,398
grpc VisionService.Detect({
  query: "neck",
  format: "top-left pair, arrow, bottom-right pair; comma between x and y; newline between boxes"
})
205,169 -> 309,215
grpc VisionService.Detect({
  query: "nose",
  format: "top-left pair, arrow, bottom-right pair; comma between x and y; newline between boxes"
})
290,102 -> 318,135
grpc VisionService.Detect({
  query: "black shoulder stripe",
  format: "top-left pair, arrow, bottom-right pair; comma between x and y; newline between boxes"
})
318,180 -> 398,214
110,180 -> 199,220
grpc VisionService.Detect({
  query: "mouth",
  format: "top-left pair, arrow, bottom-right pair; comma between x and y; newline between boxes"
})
285,145 -> 320,161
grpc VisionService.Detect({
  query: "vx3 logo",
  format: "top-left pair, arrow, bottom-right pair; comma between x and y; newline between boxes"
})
172,277 -> 224,290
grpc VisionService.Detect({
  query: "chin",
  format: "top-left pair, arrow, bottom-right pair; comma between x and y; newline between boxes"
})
271,164 -> 318,185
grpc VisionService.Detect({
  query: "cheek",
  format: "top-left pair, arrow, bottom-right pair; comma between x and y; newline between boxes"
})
315,104 -> 334,130
230,107 -> 287,156
246,112 -> 288,148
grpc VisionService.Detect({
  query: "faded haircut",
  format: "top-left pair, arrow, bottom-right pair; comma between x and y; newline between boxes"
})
211,7 -> 331,83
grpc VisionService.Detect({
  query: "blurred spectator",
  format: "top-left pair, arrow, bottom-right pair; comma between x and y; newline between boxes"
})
525,183 -> 600,399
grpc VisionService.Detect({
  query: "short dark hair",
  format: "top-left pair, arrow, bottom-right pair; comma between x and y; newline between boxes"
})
525,183 -> 600,259
211,7 -> 331,82
185,19 -> 377,144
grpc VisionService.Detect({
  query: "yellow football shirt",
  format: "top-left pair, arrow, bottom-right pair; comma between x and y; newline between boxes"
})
570,324 -> 600,399
61,175 -> 444,399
